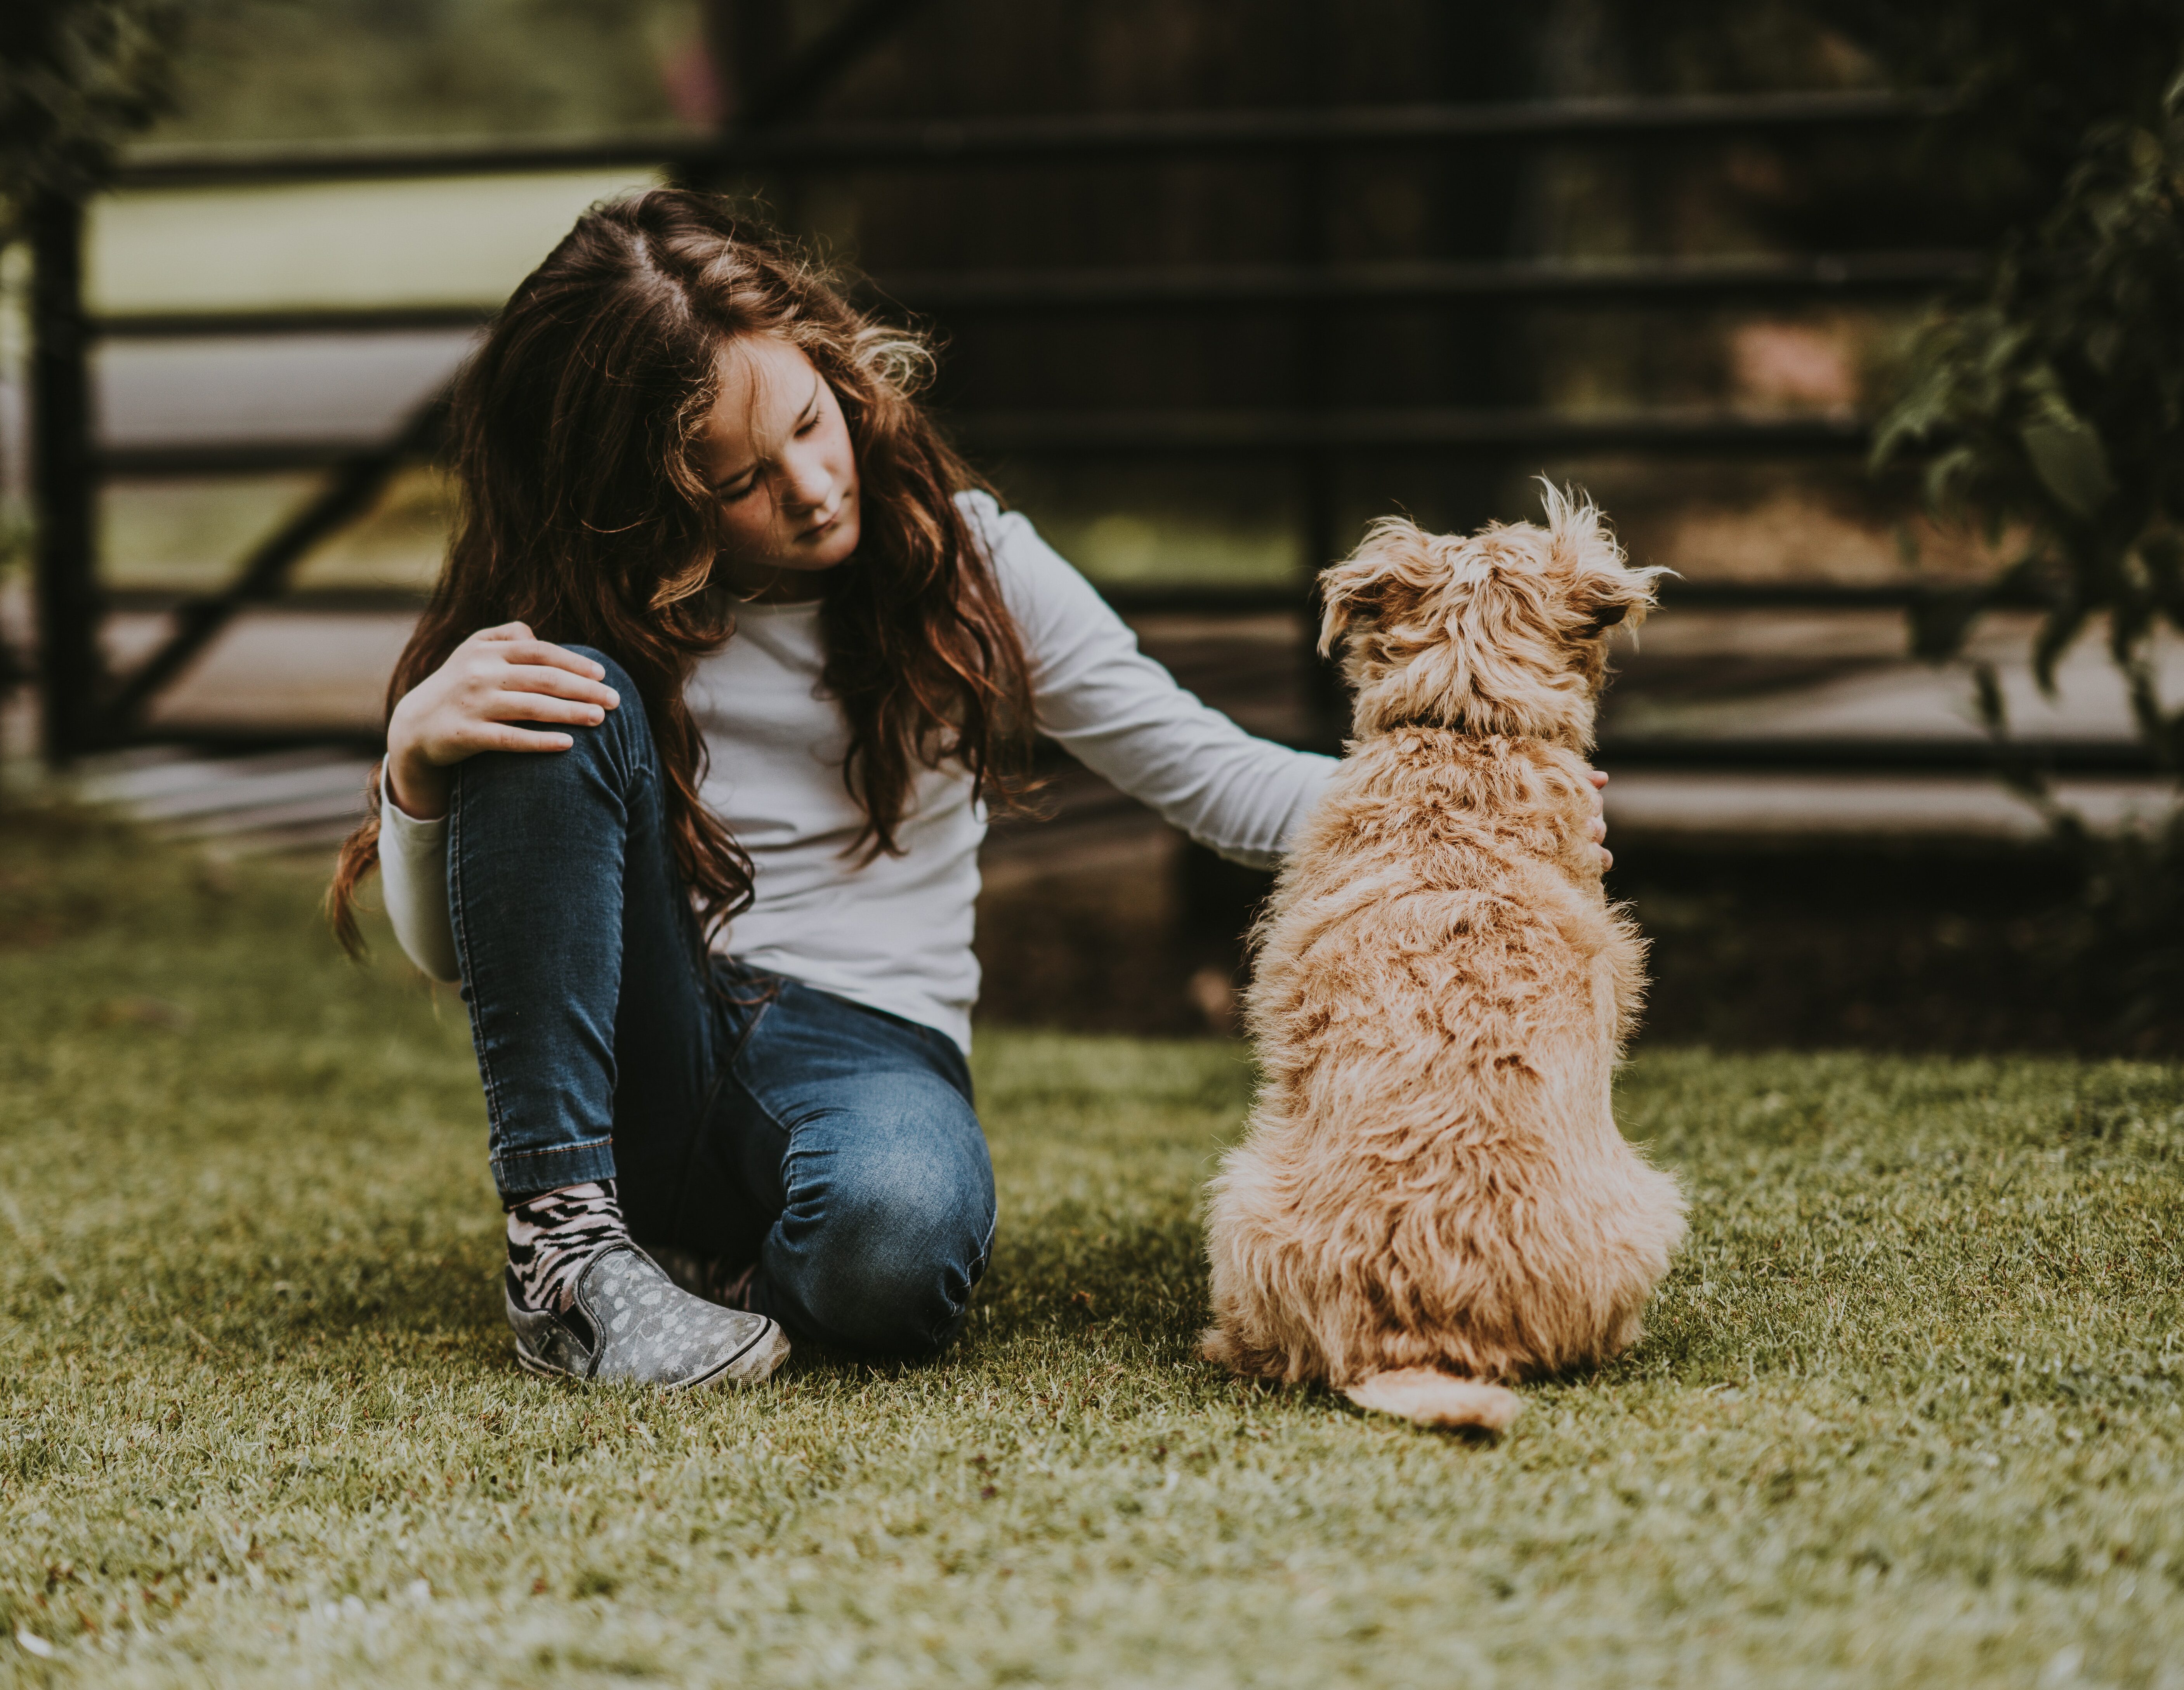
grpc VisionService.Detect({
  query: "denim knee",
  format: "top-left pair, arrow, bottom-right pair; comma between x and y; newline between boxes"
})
786,1174 -> 995,1358
560,644 -> 629,694
458,644 -> 653,802
560,645 -> 650,753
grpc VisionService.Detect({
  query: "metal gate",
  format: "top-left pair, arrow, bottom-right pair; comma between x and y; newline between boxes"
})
21,7 -> 2061,778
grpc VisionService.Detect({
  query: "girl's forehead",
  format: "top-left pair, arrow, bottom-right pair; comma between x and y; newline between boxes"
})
705,335 -> 817,455
715,335 -> 812,410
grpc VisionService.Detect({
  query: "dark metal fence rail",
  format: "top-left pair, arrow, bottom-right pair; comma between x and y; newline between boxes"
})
107,89 -> 1948,187
95,572 -> 2118,774
873,251 -> 1978,312
91,250 -> 1978,341
95,408 -> 1874,481
104,722 -> 2146,777
29,83 -> 1970,759
98,576 -> 2042,618
957,407 -> 1874,456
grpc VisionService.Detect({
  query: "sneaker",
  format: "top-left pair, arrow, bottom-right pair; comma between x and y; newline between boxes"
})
505,1244 -> 788,1388
644,1243 -> 757,1310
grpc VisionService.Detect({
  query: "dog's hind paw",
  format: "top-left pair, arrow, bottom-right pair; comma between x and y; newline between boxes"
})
1342,1370 -> 1521,1433
1199,1326 -> 1240,1370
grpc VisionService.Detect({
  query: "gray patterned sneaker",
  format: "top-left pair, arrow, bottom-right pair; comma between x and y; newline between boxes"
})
644,1243 -> 757,1310
505,1245 -> 789,1388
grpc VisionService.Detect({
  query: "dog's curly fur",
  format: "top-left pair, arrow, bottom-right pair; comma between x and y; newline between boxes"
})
1201,487 -> 1688,1433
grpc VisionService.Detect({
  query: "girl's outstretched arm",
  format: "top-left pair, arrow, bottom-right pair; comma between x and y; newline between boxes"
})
967,491 -> 1337,868
966,493 -> 1609,870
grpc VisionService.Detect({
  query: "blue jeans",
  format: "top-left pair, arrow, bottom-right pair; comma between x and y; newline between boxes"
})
444,648 -> 996,1359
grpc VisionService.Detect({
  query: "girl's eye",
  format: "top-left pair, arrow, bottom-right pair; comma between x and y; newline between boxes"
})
719,481 -> 758,504
795,419 -> 818,437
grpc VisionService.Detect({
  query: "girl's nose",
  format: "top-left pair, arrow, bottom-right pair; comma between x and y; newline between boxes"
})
777,449 -> 834,514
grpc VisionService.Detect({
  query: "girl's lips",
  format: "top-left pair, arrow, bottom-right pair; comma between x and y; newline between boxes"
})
799,502 -> 849,542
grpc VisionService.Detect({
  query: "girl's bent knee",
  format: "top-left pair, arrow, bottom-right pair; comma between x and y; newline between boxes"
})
561,647 -> 651,748
801,1262 -> 974,1358
460,645 -> 654,801
786,1186 -> 994,1358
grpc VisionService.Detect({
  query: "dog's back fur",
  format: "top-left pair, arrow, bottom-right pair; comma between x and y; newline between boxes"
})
1201,488 -> 1687,1431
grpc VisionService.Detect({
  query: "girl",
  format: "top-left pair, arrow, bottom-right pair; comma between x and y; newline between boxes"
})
329,189 -> 1609,1389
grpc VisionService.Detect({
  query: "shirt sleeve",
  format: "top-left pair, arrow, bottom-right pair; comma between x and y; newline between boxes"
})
965,491 -> 1339,870
377,782 -> 462,983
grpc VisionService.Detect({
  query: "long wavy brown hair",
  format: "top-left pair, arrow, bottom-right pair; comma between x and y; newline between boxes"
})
327,189 -> 1035,955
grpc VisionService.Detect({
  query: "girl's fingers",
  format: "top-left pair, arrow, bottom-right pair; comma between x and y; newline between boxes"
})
471,622 -> 536,644
495,663 -> 619,705
1589,769 -> 1610,789
466,723 -> 576,754
493,639 -> 608,679
479,690 -> 606,726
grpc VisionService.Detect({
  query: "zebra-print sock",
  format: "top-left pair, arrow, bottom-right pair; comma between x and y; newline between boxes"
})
505,1181 -> 632,1313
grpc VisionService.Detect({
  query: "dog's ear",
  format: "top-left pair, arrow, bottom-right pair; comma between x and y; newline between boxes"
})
1316,570 -> 1384,658
1574,570 -> 1661,640
1538,479 -> 1663,640
1316,519 -> 1434,657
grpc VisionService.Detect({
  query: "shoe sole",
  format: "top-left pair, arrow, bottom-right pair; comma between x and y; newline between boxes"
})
514,1315 -> 791,1390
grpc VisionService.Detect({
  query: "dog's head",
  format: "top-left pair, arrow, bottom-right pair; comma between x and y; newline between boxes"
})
1317,485 -> 1661,749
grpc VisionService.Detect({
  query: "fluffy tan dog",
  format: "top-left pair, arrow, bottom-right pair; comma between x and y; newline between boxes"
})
1201,487 -> 1687,1433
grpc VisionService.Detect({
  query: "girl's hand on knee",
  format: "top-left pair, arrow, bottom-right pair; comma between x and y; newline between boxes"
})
1588,768 -> 1611,870
384,624 -> 621,820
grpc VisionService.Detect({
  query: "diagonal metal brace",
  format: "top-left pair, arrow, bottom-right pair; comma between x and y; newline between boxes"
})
95,387 -> 450,744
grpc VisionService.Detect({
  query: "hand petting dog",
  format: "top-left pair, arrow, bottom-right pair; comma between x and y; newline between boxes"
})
1201,486 -> 1686,1433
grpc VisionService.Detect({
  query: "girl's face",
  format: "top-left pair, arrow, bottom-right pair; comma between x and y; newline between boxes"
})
696,333 -> 861,597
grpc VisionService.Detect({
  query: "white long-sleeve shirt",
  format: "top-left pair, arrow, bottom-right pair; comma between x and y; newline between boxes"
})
378,491 -> 1337,1050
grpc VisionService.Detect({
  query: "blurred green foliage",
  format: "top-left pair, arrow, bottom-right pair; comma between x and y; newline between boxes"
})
1845,2 -> 2184,703
3,0 -> 713,210
1838,2 -> 2184,1032
149,0 -> 710,147
1876,83 -> 2184,709
0,0 -> 187,235
1815,2 -> 2184,214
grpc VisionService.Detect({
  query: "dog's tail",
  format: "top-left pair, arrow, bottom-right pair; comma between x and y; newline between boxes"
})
1342,1369 -> 1521,1433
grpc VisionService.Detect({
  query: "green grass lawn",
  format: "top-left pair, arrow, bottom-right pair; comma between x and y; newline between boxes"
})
1,807 -> 2180,1688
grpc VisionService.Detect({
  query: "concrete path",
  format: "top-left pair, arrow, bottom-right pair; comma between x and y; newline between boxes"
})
70,745 -> 378,851
105,606 -> 411,738
1601,769 -> 2172,844
1610,611 -> 2184,750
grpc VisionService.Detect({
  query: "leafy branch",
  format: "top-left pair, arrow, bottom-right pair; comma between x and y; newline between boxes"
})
1874,58 -> 2184,770
0,0 -> 189,240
